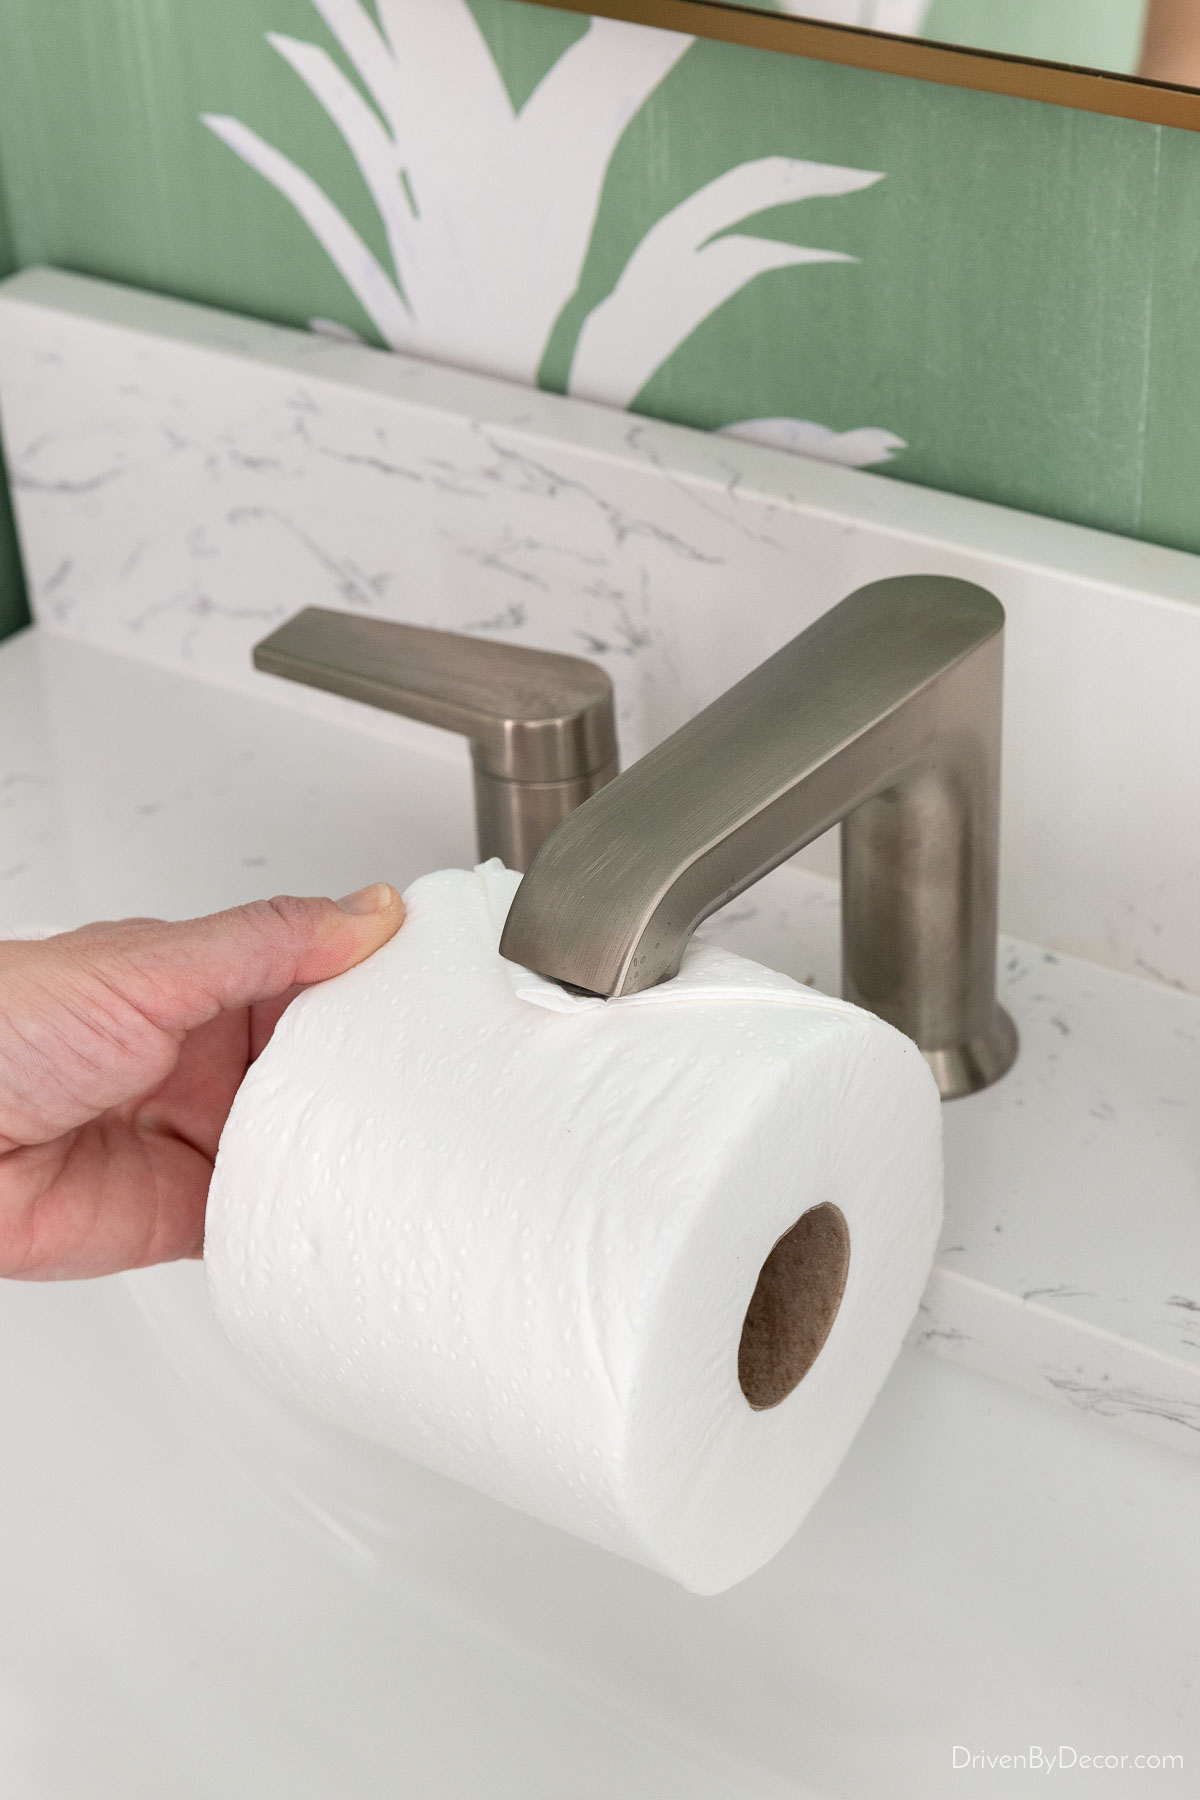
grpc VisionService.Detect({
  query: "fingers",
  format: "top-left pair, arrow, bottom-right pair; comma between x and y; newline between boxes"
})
61,883 -> 405,1038
133,1006 -> 253,1162
0,885 -> 404,1149
0,1118 -> 211,1279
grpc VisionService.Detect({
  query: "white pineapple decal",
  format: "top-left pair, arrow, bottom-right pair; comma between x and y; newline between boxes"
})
203,0 -> 904,466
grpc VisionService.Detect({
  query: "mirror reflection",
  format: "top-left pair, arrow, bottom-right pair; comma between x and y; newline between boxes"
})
741,1 -> 1200,88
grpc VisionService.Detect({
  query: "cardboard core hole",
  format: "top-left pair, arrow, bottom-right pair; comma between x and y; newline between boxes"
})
738,1203 -> 851,1410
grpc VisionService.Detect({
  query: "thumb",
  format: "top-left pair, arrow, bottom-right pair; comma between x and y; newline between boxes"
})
90,883 -> 407,1036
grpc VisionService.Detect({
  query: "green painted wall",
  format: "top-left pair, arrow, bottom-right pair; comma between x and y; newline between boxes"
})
0,0 -> 1197,644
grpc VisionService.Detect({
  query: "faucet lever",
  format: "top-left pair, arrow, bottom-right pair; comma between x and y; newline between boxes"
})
252,607 -> 618,871
499,576 -> 1017,1098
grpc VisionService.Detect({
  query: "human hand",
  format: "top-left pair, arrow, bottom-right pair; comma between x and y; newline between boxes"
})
0,885 -> 404,1279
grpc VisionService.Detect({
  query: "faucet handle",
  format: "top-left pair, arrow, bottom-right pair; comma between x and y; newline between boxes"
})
252,607 -> 618,870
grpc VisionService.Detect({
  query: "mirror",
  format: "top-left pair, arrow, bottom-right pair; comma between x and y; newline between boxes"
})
708,1 -> 1196,85
539,0 -> 1200,129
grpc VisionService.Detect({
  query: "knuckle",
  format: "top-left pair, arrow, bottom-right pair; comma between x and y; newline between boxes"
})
260,894 -> 326,936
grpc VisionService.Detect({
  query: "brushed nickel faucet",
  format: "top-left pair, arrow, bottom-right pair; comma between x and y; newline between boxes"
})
500,576 -> 1017,1099
252,607 -> 618,872
254,577 -> 1017,1100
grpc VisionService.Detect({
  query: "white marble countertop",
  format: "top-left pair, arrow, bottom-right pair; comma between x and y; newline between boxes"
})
4,624 -> 1198,1460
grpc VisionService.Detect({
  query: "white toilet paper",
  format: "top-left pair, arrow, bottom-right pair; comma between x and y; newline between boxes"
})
205,863 -> 942,1593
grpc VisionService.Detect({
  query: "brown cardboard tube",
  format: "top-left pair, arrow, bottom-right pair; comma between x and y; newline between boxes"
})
738,1204 -> 851,1410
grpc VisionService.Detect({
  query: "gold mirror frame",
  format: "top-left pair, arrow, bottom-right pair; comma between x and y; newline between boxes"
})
537,0 -> 1200,130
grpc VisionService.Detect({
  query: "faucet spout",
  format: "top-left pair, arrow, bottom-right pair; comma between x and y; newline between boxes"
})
499,575 -> 1017,1098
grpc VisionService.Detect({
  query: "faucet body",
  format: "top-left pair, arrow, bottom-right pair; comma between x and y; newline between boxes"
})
500,576 -> 1017,1099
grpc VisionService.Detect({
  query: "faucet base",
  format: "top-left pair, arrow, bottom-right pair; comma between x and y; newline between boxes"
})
922,1006 -> 1019,1101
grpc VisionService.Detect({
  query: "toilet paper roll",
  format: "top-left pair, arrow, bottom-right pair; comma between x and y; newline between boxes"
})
205,863 -> 942,1593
